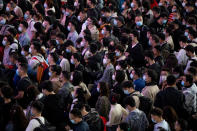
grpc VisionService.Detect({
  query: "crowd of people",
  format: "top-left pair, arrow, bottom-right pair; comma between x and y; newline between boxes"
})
0,0 -> 197,131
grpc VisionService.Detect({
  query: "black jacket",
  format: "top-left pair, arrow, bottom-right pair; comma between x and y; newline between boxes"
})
154,87 -> 189,119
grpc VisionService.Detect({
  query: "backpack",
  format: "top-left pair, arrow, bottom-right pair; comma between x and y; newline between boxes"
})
34,118 -> 56,131
32,56 -> 49,84
132,93 -> 153,116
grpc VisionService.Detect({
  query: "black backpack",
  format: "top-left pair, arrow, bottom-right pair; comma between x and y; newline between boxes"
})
34,118 -> 56,131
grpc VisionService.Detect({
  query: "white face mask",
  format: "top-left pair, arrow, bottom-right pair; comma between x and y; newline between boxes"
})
112,74 -> 115,81
159,75 -> 167,84
116,65 -> 121,70
103,58 -> 108,65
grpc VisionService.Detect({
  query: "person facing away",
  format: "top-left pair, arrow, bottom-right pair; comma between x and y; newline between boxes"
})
124,96 -> 149,131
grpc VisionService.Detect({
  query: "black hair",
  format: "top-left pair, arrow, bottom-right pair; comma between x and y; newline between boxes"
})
152,6 -> 160,14
61,71 -> 70,80
20,21 -> 28,29
144,50 -> 154,60
147,69 -> 158,83
19,63 -> 28,73
23,45 -> 30,52
185,45 -> 195,53
122,81 -> 134,89
32,41 -> 41,53
134,68 -> 142,77
0,86 -> 13,99
56,32 -> 65,40
104,25 -> 112,32
157,32 -> 165,41
154,45 -> 162,52
151,107 -> 163,117
115,44 -> 124,53
124,96 -> 136,107
115,70 -> 125,83
5,35 -> 14,44
72,71 -> 83,86
119,122 -> 129,131
167,75 -> 176,86
177,119 -> 188,130
188,67 -> 197,76
43,16 -> 52,25
185,74 -> 193,85
99,82 -> 109,97
64,40 -> 74,47
179,35 -> 188,43
49,52 -> 59,63
51,65 -> 62,75
151,34 -> 160,44
90,43 -> 98,54
39,80 -> 54,92
130,30 -> 139,40
106,52 -> 115,63
72,53 -> 81,62
109,92 -> 120,105
70,108 -> 83,118
31,100 -> 44,113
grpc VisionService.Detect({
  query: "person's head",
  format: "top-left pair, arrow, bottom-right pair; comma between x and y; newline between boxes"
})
73,87 -> 86,100
115,44 -> 124,58
122,81 -> 134,95
30,41 -> 41,55
60,71 -> 70,83
101,7 -> 111,17
40,80 -> 54,95
102,25 -> 112,36
144,50 -> 154,65
114,16 -> 124,27
130,30 -> 139,42
151,108 -> 163,123
167,75 -> 176,87
157,32 -> 165,43
2,35 -> 13,46
152,6 -> 160,18
103,53 -> 115,66
159,68 -> 170,84
97,82 -> 109,97
73,102 -> 90,115
18,21 -> 28,33
89,43 -> 98,55
43,16 -> 52,28
48,52 -> 59,65
22,45 -> 30,56
6,2 -> 15,12
114,70 -> 125,83
175,119 -> 188,131
30,101 -> 44,117
131,68 -> 142,80
26,85 -> 40,101
135,15 -> 143,27
144,69 -> 158,84
178,35 -> 188,48
109,93 -> 120,105
24,10 -> 35,20
0,86 -> 13,100
9,51 -> 18,64
116,122 -> 129,131
71,53 -> 81,65
157,13 -> 168,25
49,65 -> 62,77
78,10 -> 87,22
182,74 -> 193,87
187,67 -> 197,81
152,45 -> 161,57
124,96 -> 136,111
68,21 -> 77,32
150,34 -> 159,47
56,32 -> 65,45
185,45 -> 195,58
69,108 -> 83,124
18,63 -> 28,76
72,71 -> 83,86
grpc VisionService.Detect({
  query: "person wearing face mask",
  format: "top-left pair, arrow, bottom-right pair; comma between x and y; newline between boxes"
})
99,53 -> 115,87
124,96 -> 149,131
181,74 -> 197,114
56,32 -> 65,50
142,69 -> 159,102
67,108 -> 90,131
113,16 -> 125,40
130,68 -> 145,92
115,44 -> 126,62
71,53 -> 84,72
121,1 -> 130,18
15,63 -> 32,109
153,45 -> 164,68
150,108 -> 171,131
126,30 -> 145,68
187,28 -> 197,47
67,21 -> 79,46
142,1 -> 154,26
18,21 -> 30,47
42,16 -> 52,33
122,81 -> 141,108
26,101 -> 46,131
86,0 -> 99,19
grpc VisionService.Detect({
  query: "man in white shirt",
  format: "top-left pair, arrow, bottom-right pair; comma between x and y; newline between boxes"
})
67,21 -> 79,47
151,108 -> 170,131
26,101 -> 45,131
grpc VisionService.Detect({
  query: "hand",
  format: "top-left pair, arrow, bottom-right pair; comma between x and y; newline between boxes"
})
65,125 -> 71,131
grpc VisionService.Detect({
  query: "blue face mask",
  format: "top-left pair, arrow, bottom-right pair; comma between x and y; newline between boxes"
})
70,59 -> 75,64
6,7 -> 10,12
130,73 -> 134,79
184,32 -> 188,37
24,14 -> 29,20
101,30 -> 105,35
181,81 -> 184,86
148,40 -> 152,46
2,40 -> 7,46
97,87 -> 100,92
0,19 -> 6,25
16,69 -> 19,76
116,52 -> 120,57
136,21 -> 143,26
123,90 -> 130,95
70,119 -> 76,124
130,2 -> 134,8
163,20 -> 167,24
113,20 -> 117,26
65,12 -> 70,16
56,40 -> 60,45
30,110 -> 35,117
151,118 -> 157,123
48,72 -> 52,76
66,49 -> 71,53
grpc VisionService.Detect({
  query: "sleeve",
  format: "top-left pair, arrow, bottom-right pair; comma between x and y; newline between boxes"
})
25,119 -> 39,131
121,106 -> 129,121
154,92 -> 162,108
106,108 -> 113,126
